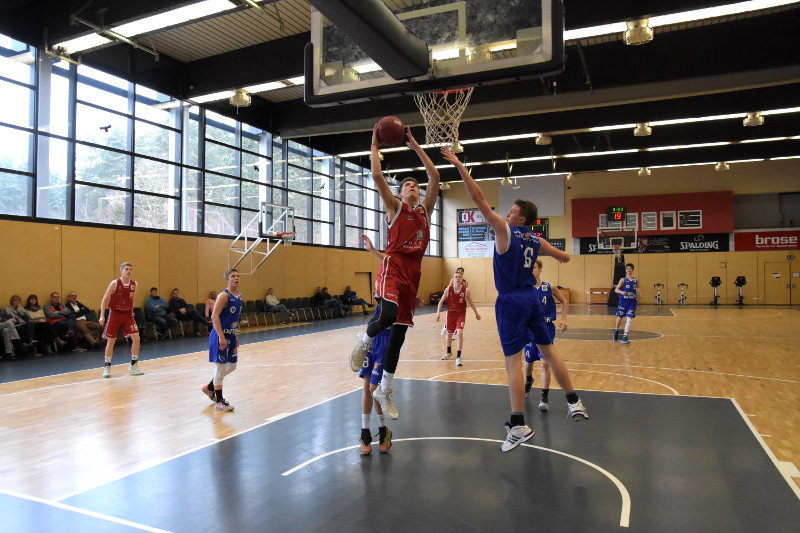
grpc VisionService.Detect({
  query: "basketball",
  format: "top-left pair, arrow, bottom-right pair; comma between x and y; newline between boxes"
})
376,116 -> 406,146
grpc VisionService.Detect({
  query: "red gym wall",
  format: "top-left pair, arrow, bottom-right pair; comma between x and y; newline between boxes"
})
571,191 -> 734,237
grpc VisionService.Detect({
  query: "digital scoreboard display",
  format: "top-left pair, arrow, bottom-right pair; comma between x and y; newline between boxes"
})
606,206 -> 626,223
530,218 -> 549,239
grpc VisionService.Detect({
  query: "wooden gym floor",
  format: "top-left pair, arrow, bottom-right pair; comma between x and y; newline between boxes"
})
1,304 -> 798,531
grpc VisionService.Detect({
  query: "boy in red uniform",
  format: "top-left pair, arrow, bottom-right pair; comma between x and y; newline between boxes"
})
349,124 -> 440,420
436,271 -> 480,366
99,262 -> 142,378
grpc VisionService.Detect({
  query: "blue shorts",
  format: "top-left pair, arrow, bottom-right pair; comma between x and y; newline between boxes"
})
616,298 -> 637,318
209,331 -> 238,364
524,321 -> 556,363
495,289 -> 552,357
359,329 -> 389,385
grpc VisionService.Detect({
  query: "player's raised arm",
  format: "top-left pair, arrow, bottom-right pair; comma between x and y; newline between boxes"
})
441,147 -> 508,247
406,129 -> 440,215
371,124 -> 401,220
360,233 -> 385,262
98,280 -> 117,325
539,238 -> 570,264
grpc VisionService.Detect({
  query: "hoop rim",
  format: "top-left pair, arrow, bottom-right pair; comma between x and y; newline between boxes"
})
432,87 -> 471,95
277,231 -> 295,237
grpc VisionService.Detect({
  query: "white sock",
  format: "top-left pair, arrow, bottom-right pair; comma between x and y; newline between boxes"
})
362,332 -> 371,344
381,371 -> 394,392
361,413 -> 370,429
624,319 -> 632,334
378,414 -> 386,427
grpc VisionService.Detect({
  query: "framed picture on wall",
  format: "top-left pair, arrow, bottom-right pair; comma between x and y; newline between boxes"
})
626,212 -> 638,228
660,211 -> 676,230
642,212 -> 657,230
678,210 -> 703,229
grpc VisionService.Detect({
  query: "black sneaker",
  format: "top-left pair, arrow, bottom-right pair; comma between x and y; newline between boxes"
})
360,428 -> 372,455
524,377 -> 533,398
612,329 -> 619,342
379,426 -> 392,453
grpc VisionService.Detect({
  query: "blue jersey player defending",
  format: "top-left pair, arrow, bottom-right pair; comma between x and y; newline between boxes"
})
442,148 -> 588,452
523,260 -> 569,412
201,268 -> 243,412
613,263 -> 639,344
359,303 -> 393,455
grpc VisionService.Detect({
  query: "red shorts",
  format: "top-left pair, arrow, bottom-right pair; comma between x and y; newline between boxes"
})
103,310 -> 138,339
446,311 -> 466,333
376,255 -> 421,327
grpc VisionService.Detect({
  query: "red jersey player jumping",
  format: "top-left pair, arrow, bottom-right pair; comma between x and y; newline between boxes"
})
99,261 -> 143,378
349,124 -> 440,420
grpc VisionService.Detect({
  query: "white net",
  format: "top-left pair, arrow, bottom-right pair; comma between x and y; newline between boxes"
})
278,232 -> 295,246
413,87 -> 474,152
613,245 -> 623,261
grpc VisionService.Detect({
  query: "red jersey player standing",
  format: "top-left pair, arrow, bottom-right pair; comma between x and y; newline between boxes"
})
436,270 -> 480,366
99,262 -> 143,378
349,123 -> 440,420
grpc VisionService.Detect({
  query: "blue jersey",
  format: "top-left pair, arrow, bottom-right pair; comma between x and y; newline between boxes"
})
536,282 -> 557,323
493,225 -> 541,293
209,289 -> 243,364
619,277 -> 638,299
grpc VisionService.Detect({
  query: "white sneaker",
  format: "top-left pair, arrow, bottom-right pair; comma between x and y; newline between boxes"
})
568,398 -> 589,421
102,366 -> 110,378
455,357 -> 462,366
373,387 -> 398,419
500,422 -> 534,452
350,333 -> 372,372
442,351 -> 452,360
129,362 -> 144,375
538,400 -> 549,412
215,399 -> 234,412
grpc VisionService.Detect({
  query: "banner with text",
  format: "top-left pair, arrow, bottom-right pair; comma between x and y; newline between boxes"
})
457,208 -> 496,258
580,233 -> 729,254
734,230 -> 800,251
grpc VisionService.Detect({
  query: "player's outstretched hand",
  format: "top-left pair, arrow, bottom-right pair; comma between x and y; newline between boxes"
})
440,147 -> 459,164
360,232 -> 375,252
405,127 -> 419,150
372,123 -> 382,148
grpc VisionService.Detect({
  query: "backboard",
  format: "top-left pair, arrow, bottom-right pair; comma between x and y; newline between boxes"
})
597,225 -> 638,251
260,202 -> 294,239
305,0 -> 564,106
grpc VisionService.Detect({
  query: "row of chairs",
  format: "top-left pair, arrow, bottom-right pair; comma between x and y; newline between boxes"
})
239,297 -> 350,328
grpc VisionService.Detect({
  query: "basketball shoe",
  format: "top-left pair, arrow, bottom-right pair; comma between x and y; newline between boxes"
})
524,376 -> 533,398
201,384 -> 215,402
621,335 -> 630,344
500,422 -> 534,452
129,362 -> 144,375
102,366 -> 110,378
612,329 -> 619,342
360,428 -> 372,455
442,350 -> 452,360
538,400 -> 549,412
568,398 -> 589,421
373,387 -> 398,419
350,333 -> 373,372
215,399 -> 234,412
455,357 -> 462,366
379,427 -> 392,453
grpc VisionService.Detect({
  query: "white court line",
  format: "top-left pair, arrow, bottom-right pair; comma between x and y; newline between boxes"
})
730,398 -> 800,501
565,362 -> 800,385
281,436 -> 631,528
54,388 -> 357,502
0,487 -> 172,532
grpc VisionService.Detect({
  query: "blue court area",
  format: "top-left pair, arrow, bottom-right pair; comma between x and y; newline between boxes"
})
5,380 -> 793,532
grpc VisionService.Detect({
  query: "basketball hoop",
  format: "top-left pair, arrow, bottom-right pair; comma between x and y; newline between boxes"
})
413,87 -> 474,153
277,232 -> 295,246
612,245 -> 623,262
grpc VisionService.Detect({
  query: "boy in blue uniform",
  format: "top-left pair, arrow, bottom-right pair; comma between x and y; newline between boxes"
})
359,304 -> 392,455
613,263 -> 639,344
523,260 -> 569,412
201,268 -> 243,412
442,148 -> 588,453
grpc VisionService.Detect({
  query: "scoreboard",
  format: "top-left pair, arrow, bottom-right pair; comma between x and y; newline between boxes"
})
606,206 -> 626,223
530,218 -> 549,239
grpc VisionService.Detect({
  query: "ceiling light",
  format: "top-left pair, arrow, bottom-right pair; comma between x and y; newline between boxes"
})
501,176 -> 513,186
192,90 -> 235,103
229,89 -> 251,107
566,172 -> 574,181
512,178 -> 521,190
285,76 -> 305,85
535,133 -> 552,145
743,111 -> 764,127
440,181 -> 451,190
638,167 -> 651,176
623,19 -> 654,45
634,123 -> 652,136
244,81 -> 286,93
715,162 -> 730,171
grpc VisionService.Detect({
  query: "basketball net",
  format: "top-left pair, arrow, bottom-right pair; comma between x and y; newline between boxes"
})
277,231 -> 295,246
613,245 -> 623,262
413,87 -> 473,152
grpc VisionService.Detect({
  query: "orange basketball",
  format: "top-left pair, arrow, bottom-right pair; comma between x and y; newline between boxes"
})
376,116 -> 406,146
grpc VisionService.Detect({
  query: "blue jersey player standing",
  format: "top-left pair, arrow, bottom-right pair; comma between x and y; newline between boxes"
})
442,148 -> 588,453
613,263 -> 639,344
523,259 -> 569,412
201,268 -> 243,412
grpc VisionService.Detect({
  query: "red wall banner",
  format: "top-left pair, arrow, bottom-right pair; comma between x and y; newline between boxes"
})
734,230 -> 800,251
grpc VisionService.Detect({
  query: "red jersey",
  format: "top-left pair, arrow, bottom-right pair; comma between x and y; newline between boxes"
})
109,278 -> 136,312
385,202 -> 429,261
445,282 -> 468,314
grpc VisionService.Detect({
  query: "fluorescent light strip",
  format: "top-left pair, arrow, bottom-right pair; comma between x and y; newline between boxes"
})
55,34 -> 112,54
564,0 -> 798,41
191,90 -> 235,103
285,76 -> 305,85
649,162 -> 717,169
770,155 -> 800,160
244,81 -> 286,93
727,158 -> 767,163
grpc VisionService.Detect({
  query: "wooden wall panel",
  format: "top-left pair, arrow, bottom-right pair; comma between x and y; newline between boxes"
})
114,230 -> 160,308
725,252 -> 758,305
636,254 -> 666,304
325,248 -> 345,294
696,252 -> 729,305
282,245 -> 308,298
157,233 -> 198,305
666,253 -> 697,304
557,255 -> 585,303
0,220 -> 62,306
60,225 -> 115,308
